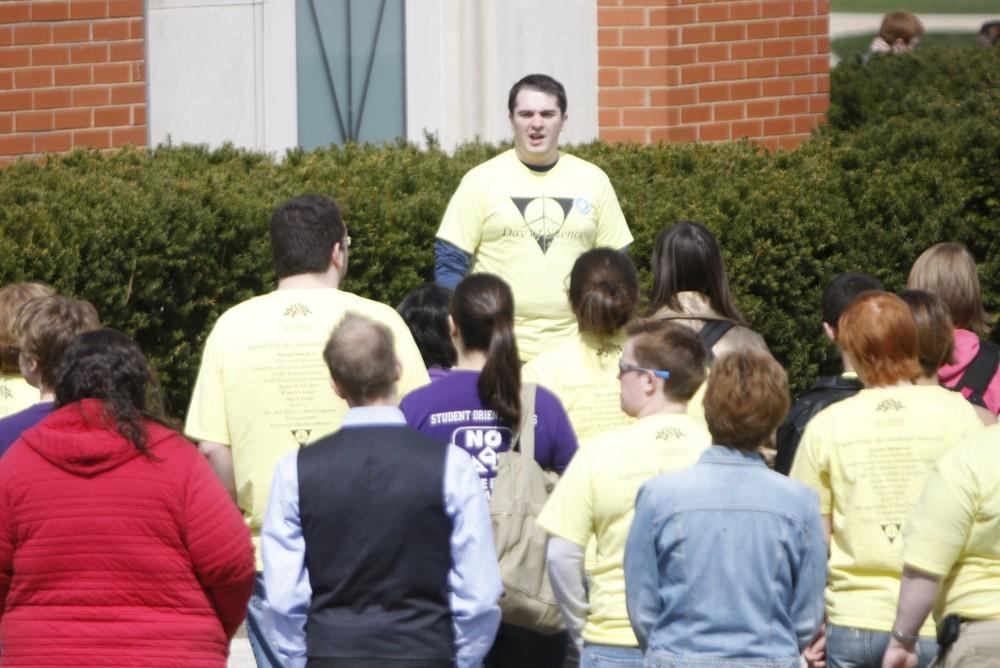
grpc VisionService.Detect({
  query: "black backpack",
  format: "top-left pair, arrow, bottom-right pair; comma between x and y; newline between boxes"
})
697,319 -> 735,360
775,374 -> 863,475
952,340 -> 1000,409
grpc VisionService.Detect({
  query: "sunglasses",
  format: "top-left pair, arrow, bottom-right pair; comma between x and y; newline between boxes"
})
618,358 -> 671,380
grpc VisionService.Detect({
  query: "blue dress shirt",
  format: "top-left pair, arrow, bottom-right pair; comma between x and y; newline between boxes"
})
261,405 -> 503,668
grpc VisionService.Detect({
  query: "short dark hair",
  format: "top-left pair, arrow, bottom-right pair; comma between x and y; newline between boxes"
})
507,74 -> 567,116
397,283 -> 456,369
15,295 -> 101,389
569,248 -> 639,338
269,194 -> 347,279
979,20 -> 1000,47
704,352 -> 789,452
323,312 -> 397,405
624,318 -> 708,402
821,271 -> 883,328
649,220 -> 745,323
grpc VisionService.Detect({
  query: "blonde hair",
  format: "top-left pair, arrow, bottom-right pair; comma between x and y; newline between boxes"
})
907,243 -> 990,336
15,296 -> 101,389
0,282 -> 55,373
879,10 -> 924,45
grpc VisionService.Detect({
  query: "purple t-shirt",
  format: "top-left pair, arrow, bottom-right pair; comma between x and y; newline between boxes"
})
400,370 -> 578,495
0,401 -> 54,458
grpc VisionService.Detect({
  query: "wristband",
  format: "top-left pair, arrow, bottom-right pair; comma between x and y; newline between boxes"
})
891,627 -> 920,649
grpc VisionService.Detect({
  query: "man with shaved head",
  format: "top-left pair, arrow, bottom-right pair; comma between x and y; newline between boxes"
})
261,313 -> 502,668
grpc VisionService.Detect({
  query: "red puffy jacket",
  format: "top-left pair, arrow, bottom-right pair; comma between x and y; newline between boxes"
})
0,399 -> 255,666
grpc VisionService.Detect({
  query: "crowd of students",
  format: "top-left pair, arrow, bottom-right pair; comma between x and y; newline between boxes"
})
0,211 -> 997,668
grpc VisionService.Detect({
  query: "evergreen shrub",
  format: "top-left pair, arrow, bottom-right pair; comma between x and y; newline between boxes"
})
1,47 -> 997,415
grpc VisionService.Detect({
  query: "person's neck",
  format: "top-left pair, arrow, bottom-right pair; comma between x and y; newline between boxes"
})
515,148 -> 560,170
39,386 -> 55,402
915,374 -> 938,386
635,398 -> 688,420
454,348 -> 488,371
347,395 -> 398,409
277,270 -> 340,290
840,354 -> 856,374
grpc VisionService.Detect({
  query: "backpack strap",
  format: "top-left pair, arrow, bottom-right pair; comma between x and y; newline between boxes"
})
955,341 -> 1000,407
697,319 -> 736,350
512,382 -> 537,461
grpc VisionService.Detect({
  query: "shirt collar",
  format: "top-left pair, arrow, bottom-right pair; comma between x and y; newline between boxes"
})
340,405 -> 407,428
698,444 -> 768,467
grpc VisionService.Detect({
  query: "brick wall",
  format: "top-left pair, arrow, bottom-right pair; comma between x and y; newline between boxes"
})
0,0 -> 146,165
598,0 -> 830,149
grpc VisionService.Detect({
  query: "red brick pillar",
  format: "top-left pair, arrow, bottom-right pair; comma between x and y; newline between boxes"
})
599,0 -> 830,149
0,0 -> 146,165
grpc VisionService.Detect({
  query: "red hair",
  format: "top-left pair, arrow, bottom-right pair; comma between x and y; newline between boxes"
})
837,292 -> 921,386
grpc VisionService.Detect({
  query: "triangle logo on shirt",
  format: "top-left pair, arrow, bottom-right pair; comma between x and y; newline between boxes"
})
511,196 -> 575,254
880,523 -> 901,543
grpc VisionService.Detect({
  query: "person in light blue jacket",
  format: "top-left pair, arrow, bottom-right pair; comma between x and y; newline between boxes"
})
624,352 -> 827,668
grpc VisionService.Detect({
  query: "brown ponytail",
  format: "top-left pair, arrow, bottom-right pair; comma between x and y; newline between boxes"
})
452,274 -> 521,426
569,248 -> 639,338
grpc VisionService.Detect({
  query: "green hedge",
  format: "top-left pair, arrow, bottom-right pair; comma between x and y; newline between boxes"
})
2,47 -> 998,415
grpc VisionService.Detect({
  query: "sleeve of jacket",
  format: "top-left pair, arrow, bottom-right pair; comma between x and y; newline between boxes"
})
0,475 -> 12,616
624,483 -> 662,651
181,433 -> 256,638
792,487 -> 828,651
444,445 -> 502,668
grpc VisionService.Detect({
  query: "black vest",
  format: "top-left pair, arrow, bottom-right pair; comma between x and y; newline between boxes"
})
297,425 -> 454,662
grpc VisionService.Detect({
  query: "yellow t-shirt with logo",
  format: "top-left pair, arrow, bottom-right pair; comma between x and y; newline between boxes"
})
522,331 -> 633,442
790,385 -> 983,634
437,149 -> 633,361
0,373 -> 37,419
185,289 -> 430,567
538,413 -> 711,646
903,424 -> 1000,622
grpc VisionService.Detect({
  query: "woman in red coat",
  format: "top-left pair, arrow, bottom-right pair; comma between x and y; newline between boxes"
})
0,329 -> 255,666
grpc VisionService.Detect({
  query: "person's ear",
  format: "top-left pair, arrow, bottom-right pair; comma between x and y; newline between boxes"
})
395,360 -> 402,382
643,371 -> 659,397
331,241 -> 347,272
822,322 -> 837,343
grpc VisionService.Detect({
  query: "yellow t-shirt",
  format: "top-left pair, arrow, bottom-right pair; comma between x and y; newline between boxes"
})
903,424 -> 1000,622
538,412 -> 711,646
522,331 -> 633,442
185,289 -> 430,566
790,385 -> 983,634
437,149 -> 633,361
0,373 -> 37,419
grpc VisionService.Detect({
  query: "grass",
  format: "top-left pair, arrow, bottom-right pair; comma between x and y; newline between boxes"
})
832,0 -> 1000,12
832,32 -> 978,63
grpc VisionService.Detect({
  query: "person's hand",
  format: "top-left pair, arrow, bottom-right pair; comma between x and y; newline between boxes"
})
803,624 -> 827,668
881,637 -> 919,668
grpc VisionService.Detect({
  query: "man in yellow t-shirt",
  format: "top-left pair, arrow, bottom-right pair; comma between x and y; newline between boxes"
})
185,194 -> 429,668
884,425 -> 1000,668
538,320 -> 711,665
435,74 -> 633,362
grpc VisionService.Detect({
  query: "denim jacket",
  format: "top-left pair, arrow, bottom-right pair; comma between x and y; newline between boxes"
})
624,446 -> 826,668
